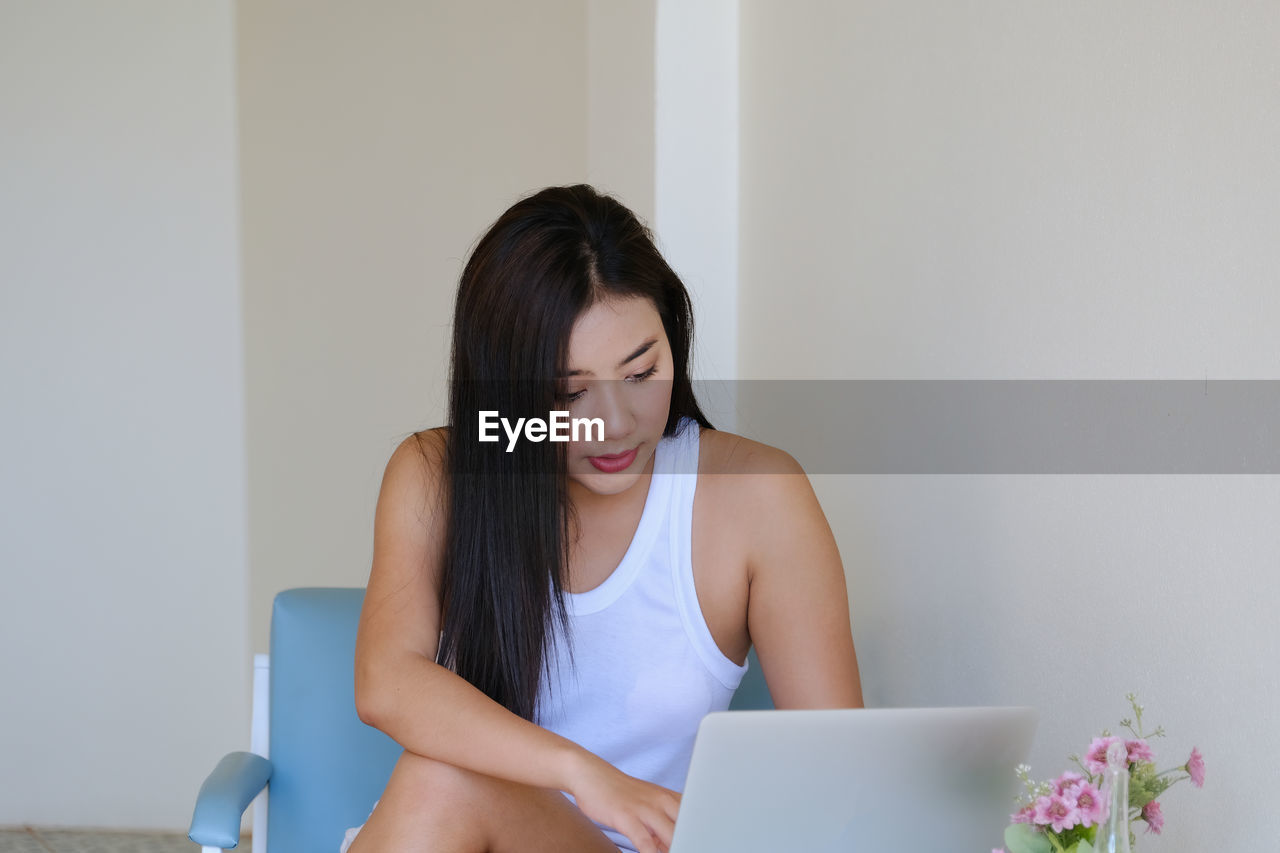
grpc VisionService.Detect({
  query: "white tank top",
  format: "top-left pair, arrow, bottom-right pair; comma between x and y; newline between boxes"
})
534,416 -> 749,851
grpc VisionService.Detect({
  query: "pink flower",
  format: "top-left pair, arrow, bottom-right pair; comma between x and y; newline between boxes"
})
1085,736 -> 1125,773
1066,780 -> 1107,827
1186,746 -> 1205,787
1033,793 -> 1081,833
1141,799 -> 1164,834
1011,804 -> 1035,824
1054,771 -> 1085,795
1126,739 -> 1155,764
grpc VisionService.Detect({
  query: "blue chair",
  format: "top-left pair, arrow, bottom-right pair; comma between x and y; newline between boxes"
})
189,587 -> 773,852
728,644 -> 774,712
188,589 -> 401,852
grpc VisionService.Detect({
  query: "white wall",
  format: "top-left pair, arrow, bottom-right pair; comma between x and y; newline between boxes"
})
738,1 -> 1280,849
588,0 -> 657,225
239,0 -> 591,653
654,0 -> 740,390
0,0 -> 247,829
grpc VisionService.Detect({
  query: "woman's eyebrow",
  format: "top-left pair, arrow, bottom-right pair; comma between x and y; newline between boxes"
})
562,337 -> 658,377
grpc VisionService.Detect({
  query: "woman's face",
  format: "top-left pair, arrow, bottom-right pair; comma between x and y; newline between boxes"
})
558,295 -> 674,500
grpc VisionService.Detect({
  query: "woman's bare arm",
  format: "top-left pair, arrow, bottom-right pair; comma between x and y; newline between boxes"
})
353,432 -> 680,850
737,446 -> 864,709
355,431 -> 587,789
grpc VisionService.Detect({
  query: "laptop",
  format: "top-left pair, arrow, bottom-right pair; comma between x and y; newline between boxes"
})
668,706 -> 1038,853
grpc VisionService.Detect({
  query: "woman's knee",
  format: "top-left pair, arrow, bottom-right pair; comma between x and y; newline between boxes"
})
389,750 -> 484,810
356,751 -> 616,853
346,752 -> 485,853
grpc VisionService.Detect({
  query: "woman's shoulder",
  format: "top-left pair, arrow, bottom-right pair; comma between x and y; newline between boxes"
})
395,426 -> 447,465
697,425 -> 807,478
694,427 -> 823,587
382,427 -> 449,505
696,428 -> 833,596
411,425 -> 449,452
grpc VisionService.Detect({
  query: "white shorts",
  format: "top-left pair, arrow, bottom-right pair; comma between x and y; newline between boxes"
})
339,799 -> 378,853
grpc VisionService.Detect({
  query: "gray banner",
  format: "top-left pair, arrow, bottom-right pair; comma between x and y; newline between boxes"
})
696,380 -> 1280,474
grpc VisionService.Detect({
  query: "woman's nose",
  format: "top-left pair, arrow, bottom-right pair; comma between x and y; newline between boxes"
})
583,380 -> 636,440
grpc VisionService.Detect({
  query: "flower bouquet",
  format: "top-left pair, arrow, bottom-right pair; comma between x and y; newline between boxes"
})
997,694 -> 1204,853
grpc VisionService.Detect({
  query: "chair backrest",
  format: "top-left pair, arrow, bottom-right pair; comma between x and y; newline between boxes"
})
268,588 -> 401,853
727,647 -> 775,711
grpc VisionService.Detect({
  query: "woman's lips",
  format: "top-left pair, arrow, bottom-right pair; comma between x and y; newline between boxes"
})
587,446 -> 639,473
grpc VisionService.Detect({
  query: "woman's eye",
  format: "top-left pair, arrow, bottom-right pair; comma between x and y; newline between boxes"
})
557,367 -> 656,403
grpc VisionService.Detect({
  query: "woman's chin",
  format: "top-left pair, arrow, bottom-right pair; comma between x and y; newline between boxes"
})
569,470 -> 643,498
569,452 -> 653,498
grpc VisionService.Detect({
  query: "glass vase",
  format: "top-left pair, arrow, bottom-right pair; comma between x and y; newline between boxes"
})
1094,740 -> 1133,853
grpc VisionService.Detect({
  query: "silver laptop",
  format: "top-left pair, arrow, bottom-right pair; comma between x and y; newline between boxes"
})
669,706 -> 1038,853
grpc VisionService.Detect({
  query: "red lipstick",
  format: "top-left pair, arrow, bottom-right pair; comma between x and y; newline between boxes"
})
588,446 -> 639,473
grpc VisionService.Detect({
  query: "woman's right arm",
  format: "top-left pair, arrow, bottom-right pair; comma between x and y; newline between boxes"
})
353,432 -> 680,850
354,430 -> 584,790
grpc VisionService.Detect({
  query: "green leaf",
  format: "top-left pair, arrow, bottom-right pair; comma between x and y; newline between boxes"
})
1005,823 -> 1054,853
1076,840 -> 1094,853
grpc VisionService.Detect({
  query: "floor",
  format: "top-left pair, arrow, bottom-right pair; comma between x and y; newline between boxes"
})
0,829 -> 248,852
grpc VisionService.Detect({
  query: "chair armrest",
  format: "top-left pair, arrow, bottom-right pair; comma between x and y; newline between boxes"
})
188,750 -> 273,849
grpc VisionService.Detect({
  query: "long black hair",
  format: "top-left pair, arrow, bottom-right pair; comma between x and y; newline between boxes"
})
433,184 -> 713,721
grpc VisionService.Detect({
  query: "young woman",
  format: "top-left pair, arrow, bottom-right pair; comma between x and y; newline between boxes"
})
345,185 -> 862,853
